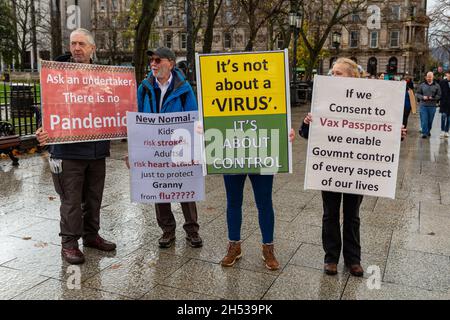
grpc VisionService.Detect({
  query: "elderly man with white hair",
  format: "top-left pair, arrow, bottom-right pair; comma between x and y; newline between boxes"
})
416,72 -> 442,139
35,28 -> 116,264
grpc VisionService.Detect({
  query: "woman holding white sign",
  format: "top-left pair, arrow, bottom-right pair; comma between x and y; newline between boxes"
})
300,58 -> 406,277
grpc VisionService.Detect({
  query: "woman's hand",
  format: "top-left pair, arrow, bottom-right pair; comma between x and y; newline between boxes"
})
303,112 -> 312,125
289,128 -> 295,142
401,125 -> 407,140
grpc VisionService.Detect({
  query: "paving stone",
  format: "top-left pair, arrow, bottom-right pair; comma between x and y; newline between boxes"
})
161,259 -> 277,299
13,278 -> 129,300
3,241 -> 118,282
341,277 -> 449,300
263,264 -> 348,300
140,285 -> 219,300
84,249 -> 190,299
384,248 -> 450,292
0,266 -> 49,300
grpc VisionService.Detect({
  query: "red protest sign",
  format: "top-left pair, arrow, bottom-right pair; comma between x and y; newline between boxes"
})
40,61 -> 137,144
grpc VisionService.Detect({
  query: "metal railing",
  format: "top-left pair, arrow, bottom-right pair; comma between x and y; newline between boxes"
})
0,80 -> 41,137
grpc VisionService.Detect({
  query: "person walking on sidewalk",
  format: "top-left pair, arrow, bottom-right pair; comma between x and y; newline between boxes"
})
416,72 -> 441,139
439,71 -> 450,138
35,28 -> 116,265
403,78 -> 416,128
299,58 -> 407,277
131,47 -> 203,249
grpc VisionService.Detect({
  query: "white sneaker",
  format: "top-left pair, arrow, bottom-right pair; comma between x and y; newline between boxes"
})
445,132 -> 449,138
440,132 -> 445,138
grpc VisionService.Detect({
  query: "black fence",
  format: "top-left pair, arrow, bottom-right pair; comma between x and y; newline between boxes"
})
0,80 -> 41,137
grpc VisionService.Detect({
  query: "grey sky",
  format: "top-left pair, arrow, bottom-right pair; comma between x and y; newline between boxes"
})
427,0 -> 438,12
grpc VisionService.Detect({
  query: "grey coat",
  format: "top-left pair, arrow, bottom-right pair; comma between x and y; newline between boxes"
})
416,81 -> 441,107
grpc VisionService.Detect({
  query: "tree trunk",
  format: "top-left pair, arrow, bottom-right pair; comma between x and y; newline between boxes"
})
202,0 -> 222,53
245,33 -> 256,51
133,0 -> 162,83
202,0 -> 215,53
50,0 -> 62,59
30,0 -> 38,70
186,0 -> 195,82
10,0 -> 20,68
305,49 -> 320,81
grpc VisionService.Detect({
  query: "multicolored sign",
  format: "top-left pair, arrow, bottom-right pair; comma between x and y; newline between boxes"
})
196,50 -> 292,174
127,111 -> 205,203
40,61 -> 137,144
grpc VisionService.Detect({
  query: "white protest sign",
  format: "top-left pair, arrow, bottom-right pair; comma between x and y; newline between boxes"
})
127,111 -> 205,203
304,75 -> 405,199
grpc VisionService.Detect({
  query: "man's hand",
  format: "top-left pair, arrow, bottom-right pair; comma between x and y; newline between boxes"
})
195,122 -> 203,135
303,112 -> 312,125
35,127 -> 49,146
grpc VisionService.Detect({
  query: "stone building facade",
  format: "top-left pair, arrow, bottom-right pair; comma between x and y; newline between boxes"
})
90,0 -> 270,65
87,0 -> 430,82
323,0 -> 430,81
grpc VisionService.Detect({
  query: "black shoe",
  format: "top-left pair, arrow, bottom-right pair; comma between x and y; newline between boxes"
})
61,247 -> 85,264
83,235 -> 116,251
159,233 -> 176,248
422,135 -> 427,139
186,233 -> 203,248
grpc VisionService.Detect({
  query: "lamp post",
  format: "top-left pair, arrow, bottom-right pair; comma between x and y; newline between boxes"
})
332,31 -> 341,55
289,11 -> 302,88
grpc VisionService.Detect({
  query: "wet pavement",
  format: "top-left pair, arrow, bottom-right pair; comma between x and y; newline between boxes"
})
1,107 -> 449,300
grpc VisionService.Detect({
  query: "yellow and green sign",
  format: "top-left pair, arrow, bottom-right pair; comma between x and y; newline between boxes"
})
196,50 -> 292,174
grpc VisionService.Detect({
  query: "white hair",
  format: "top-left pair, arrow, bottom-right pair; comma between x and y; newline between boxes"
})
70,28 -> 95,46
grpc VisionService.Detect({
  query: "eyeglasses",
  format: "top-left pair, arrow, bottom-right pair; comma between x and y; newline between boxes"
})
149,57 -> 168,64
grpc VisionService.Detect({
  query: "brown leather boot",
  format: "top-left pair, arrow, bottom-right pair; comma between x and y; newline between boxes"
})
220,241 -> 242,267
262,244 -> 280,271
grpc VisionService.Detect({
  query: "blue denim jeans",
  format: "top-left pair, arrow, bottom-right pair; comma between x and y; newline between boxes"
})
441,113 -> 450,132
419,106 -> 437,135
223,174 -> 274,244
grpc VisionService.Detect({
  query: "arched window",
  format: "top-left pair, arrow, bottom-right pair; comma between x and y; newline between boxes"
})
367,57 -> 378,76
388,57 -> 398,74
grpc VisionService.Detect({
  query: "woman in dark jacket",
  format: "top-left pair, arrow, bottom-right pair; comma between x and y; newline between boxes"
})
300,58 -> 407,277
439,71 -> 450,138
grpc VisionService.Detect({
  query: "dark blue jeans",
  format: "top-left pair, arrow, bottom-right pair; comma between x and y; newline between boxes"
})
223,174 -> 274,244
419,105 -> 437,135
441,112 -> 450,132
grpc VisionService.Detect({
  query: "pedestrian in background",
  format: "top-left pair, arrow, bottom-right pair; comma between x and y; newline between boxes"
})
439,71 -> 450,138
416,72 -> 441,139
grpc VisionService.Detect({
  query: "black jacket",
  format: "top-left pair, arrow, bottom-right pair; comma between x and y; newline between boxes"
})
49,54 -> 110,160
439,79 -> 450,114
